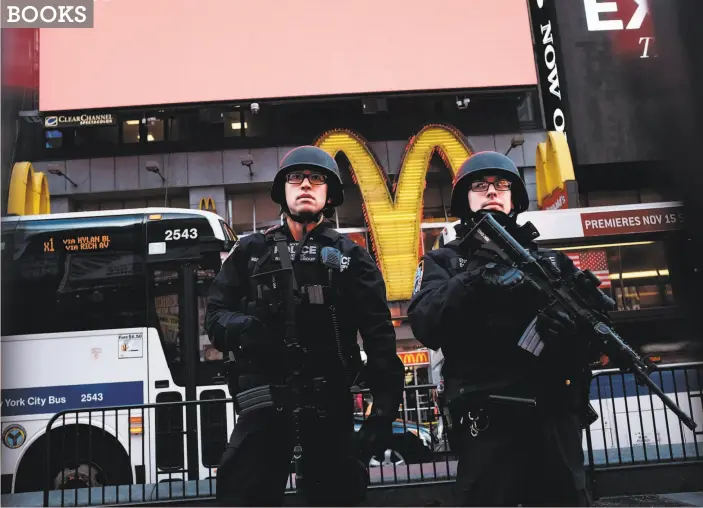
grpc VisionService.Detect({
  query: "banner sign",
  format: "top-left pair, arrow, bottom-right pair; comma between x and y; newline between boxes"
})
581,205 -> 686,236
528,0 -> 571,138
1,381 -> 144,416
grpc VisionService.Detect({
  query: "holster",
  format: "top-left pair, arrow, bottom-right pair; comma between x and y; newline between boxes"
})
224,351 -> 242,413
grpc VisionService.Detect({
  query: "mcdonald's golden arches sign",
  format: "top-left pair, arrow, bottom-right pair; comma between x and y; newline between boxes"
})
314,124 -> 472,301
198,197 -> 216,212
397,350 -> 430,366
7,162 -> 51,216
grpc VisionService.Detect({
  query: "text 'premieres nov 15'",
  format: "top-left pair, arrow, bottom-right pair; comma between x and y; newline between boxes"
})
2,0 -> 94,28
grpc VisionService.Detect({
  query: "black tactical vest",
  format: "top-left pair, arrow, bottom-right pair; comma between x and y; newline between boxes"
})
245,226 -> 362,390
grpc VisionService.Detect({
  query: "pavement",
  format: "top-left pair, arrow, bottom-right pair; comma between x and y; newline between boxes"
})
595,492 -> 703,507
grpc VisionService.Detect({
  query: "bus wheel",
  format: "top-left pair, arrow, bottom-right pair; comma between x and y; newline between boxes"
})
54,464 -> 101,490
14,424 -> 133,494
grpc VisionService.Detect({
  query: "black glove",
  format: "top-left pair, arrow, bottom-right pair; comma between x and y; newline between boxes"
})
227,315 -> 278,353
481,263 -> 525,291
536,305 -> 578,343
357,414 -> 394,463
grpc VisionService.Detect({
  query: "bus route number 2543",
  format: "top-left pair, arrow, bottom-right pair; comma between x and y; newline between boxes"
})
165,228 -> 198,241
81,393 -> 104,403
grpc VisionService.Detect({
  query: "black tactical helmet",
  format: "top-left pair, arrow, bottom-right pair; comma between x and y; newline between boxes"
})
450,151 -> 529,219
271,145 -> 344,218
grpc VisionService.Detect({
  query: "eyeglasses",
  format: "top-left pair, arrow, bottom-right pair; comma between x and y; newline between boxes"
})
470,179 -> 512,192
286,172 -> 327,185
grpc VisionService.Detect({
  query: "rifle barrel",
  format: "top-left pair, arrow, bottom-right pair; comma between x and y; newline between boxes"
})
630,365 -> 698,431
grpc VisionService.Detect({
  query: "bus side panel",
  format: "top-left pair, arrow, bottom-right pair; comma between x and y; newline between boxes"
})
1,328 -> 149,480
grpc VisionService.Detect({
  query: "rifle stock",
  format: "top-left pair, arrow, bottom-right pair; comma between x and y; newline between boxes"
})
462,213 -> 698,431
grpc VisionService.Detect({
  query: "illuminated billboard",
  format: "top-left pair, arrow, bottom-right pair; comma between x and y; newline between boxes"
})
39,0 -> 537,112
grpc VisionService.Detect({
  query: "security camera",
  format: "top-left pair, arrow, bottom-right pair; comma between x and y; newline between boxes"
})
250,103 -> 260,114
456,97 -> 471,109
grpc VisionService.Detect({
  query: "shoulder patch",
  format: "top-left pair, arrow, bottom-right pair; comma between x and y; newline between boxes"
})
413,260 -> 424,295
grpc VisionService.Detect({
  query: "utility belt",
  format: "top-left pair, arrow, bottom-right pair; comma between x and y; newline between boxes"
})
441,389 -> 598,439
235,376 -> 331,417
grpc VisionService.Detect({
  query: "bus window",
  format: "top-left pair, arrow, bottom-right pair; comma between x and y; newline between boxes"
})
1,217 -> 146,336
152,269 -> 182,368
197,264 -> 222,363
220,220 -> 238,243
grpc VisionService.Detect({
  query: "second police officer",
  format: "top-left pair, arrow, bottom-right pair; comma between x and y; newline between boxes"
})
408,151 -> 595,507
205,145 -> 405,507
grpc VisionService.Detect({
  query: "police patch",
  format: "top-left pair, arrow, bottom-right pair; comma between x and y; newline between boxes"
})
413,260 -> 424,295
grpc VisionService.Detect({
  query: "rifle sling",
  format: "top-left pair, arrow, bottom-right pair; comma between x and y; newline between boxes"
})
272,230 -> 301,351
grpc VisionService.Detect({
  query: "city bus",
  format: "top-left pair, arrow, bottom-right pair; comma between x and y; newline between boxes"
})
1,208 -> 238,494
428,200 -> 702,461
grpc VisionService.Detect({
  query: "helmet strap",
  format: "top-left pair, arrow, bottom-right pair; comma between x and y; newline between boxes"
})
288,210 -> 322,225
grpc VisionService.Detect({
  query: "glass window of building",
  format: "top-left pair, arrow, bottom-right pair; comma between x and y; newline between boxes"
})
44,129 -> 63,149
74,125 -> 119,148
224,111 -> 246,137
557,241 -> 674,312
123,120 -> 140,143
146,118 -> 164,142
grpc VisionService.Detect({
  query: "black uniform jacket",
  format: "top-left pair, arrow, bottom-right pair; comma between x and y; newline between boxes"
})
408,221 -> 593,412
205,219 -> 404,416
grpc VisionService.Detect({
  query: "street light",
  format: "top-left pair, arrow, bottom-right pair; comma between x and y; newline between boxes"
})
47,164 -> 77,187
505,134 -> 525,156
145,161 -> 166,182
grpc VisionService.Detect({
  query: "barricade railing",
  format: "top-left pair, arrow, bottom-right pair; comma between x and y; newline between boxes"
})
40,398 -> 224,507
0,363 -> 696,506
584,362 -> 702,469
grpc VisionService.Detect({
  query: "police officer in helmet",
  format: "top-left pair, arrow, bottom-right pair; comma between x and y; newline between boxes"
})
408,151 -> 593,506
206,145 -> 404,506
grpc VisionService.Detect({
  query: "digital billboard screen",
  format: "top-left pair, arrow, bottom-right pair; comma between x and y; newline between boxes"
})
39,0 -> 537,112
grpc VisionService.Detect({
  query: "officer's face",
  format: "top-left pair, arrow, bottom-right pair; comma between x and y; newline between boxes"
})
467,175 -> 513,214
284,169 -> 328,215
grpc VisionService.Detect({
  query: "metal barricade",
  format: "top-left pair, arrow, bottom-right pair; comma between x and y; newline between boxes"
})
584,362 -> 703,469
0,363 -> 697,506
40,398 -> 225,507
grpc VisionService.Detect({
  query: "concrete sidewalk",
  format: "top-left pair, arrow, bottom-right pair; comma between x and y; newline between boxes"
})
595,492 -> 703,507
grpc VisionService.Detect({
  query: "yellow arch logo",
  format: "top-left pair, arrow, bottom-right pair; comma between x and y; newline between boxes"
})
314,124 -> 473,301
7,162 -> 51,216
536,131 -> 575,210
199,197 -> 217,213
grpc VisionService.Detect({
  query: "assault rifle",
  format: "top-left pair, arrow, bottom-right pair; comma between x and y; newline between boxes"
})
245,231 -> 326,497
459,211 -> 698,431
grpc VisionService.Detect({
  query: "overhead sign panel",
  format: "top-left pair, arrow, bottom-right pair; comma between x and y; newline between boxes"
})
39,0 -> 537,112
